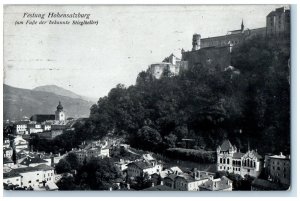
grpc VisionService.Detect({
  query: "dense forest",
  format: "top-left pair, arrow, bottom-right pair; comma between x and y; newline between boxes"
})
30,36 -> 291,156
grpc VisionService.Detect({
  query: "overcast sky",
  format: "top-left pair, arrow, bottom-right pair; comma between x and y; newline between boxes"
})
4,5 -> 287,99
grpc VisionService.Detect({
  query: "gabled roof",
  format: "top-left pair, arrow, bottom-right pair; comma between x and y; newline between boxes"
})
20,156 -> 48,166
220,140 -> 234,151
233,152 -> 245,159
3,171 -> 21,179
3,157 -> 14,164
128,161 -> 153,170
164,174 -> 177,181
200,176 -> 232,191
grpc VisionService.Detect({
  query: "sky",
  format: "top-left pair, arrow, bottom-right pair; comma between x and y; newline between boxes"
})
3,5 -> 287,99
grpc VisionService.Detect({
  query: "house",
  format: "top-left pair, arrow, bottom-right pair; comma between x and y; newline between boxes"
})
14,120 -> 29,134
127,161 -> 162,178
4,138 -> 10,148
160,166 -> 183,178
172,171 -> 212,191
4,147 -> 13,158
264,152 -> 290,186
199,176 -> 233,191
3,171 -> 22,187
19,155 -> 50,167
4,164 -> 55,190
3,157 -> 14,168
13,135 -> 29,152
163,174 -> 178,189
216,140 -> 262,178
27,123 -> 43,134
240,150 -> 263,178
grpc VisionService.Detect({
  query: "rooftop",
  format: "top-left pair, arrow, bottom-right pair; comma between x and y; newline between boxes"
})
128,161 -> 153,170
220,140 -> 234,152
20,156 -> 48,166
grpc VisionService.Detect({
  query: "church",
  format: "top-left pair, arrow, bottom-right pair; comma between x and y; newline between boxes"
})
216,140 -> 263,178
30,101 -> 66,123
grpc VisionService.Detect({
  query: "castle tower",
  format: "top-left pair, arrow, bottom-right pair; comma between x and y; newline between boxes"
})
192,33 -> 201,51
55,101 -> 65,121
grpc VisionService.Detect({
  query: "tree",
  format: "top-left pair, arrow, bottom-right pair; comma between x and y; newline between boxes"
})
56,175 -> 78,190
65,152 -> 79,170
136,126 -> 162,151
76,157 -> 121,190
55,159 -> 71,174
163,133 -> 177,148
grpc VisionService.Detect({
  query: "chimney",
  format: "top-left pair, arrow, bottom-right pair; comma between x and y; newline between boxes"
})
127,183 -> 130,190
109,187 -> 112,191
160,181 -> 164,185
152,182 -> 155,187
280,152 -> 283,156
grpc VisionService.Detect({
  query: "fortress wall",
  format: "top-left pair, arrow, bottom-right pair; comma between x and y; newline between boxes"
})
182,46 -> 231,71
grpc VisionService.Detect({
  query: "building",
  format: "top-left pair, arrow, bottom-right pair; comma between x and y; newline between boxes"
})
160,166 -> 183,178
266,7 -> 290,37
148,54 -> 188,79
3,171 -> 22,187
3,164 -> 55,190
4,146 -> 13,159
70,146 -> 110,165
13,135 -> 29,153
4,138 -> 11,148
182,45 -> 232,72
55,101 -> 66,122
216,140 -> 262,178
199,176 -> 233,191
30,114 -> 55,123
127,161 -> 162,178
27,123 -> 43,134
19,155 -> 50,167
170,171 -> 213,191
265,152 -> 290,186
14,120 -> 29,135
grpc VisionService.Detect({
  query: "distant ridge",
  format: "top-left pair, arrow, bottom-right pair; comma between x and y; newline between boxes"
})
33,85 -> 98,103
3,84 -> 94,121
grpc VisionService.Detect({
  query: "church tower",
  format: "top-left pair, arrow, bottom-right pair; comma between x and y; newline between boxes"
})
241,19 -> 244,32
55,101 -> 65,121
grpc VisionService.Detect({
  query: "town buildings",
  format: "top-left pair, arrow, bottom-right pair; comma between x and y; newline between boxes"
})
3,164 -> 56,190
264,152 -> 290,186
216,140 -> 263,178
127,160 -> 163,178
199,176 -> 233,191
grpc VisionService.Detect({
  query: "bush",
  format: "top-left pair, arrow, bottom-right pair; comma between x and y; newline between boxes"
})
165,148 -> 216,163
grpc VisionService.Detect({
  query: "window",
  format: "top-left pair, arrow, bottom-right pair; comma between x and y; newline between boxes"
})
277,167 -> 280,170
36,179 -> 39,182
29,181 -> 31,183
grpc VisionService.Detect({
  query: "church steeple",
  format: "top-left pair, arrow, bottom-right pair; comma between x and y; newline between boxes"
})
241,19 -> 244,32
57,101 -> 63,111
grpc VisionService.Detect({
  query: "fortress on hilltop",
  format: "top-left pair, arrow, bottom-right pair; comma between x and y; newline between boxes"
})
148,7 -> 290,79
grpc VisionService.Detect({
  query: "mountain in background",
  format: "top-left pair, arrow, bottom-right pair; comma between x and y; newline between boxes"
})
33,85 -> 98,103
3,84 -> 95,121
